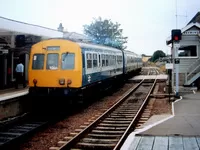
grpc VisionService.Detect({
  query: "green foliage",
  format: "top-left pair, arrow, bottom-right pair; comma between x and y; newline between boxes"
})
83,17 -> 128,50
149,50 -> 166,62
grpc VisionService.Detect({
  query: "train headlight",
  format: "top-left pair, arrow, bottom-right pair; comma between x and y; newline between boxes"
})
59,79 -> 65,85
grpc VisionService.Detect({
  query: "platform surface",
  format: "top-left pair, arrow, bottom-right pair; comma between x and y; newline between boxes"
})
0,87 -> 29,102
140,92 -> 200,136
126,135 -> 200,150
122,92 -> 200,150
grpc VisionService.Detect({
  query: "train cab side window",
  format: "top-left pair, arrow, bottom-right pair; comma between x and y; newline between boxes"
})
93,53 -> 98,68
87,53 -> 92,68
46,53 -> 58,70
61,53 -> 75,70
32,54 -> 44,69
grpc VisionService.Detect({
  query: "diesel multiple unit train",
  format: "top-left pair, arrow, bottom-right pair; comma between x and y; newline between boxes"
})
28,38 -> 143,97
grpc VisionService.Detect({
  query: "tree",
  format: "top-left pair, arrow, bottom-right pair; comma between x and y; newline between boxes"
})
149,50 -> 166,62
83,17 -> 128,50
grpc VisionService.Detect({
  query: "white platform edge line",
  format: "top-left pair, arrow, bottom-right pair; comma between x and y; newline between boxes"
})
121,96 -> 183,150
0,91 -> 29,101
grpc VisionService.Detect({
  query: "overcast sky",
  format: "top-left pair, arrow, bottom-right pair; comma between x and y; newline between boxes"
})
0,0 -> 200,55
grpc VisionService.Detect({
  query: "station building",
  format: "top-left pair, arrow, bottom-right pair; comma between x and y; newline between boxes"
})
0,17 -> 64,89
166,12 -> 200,87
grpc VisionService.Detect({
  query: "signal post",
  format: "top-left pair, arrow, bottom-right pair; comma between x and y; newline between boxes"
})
171,29 -> 182,97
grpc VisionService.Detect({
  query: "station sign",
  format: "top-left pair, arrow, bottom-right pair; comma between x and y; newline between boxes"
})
182,30 -> 200,35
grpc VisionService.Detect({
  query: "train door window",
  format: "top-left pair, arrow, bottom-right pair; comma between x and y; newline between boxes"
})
98,54 -> 101,67
82,53 -> 85,69
32,54 -> 44,69
87,53 -> 92,68
46,53 -> 59,70
61,53 -> 75,70
93,53 -> 98,68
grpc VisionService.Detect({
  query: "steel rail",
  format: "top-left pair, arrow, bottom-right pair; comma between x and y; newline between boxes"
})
57,79 -> 145,150
113,78 -> 157,150
56,77 -> 157,150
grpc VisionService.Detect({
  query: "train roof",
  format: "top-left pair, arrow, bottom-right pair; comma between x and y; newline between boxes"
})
47,37 -> 123,52
77,42 -> 123,52
45,38 -> 141,56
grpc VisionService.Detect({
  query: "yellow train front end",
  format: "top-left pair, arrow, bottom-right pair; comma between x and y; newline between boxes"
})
28,39 -> 82,96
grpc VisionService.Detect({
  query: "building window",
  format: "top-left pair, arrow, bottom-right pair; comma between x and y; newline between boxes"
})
46,53 -> 59,70
87,53 -> 92,68
178,45 -> 197,57
61,53 -> 75,70
93,53 -> 98,67
32,54 -> 44,69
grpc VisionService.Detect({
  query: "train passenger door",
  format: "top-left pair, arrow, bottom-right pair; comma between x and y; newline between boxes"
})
98,53 -> 102,71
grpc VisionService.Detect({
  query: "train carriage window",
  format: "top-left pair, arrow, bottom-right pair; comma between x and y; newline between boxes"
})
102,54 -> 105,67
119,56 -> 122,64
46,53 -> 59,70
61,53 -> 75,70
32,54 -> 44,69
87,53 -> 92,68
117,56 -> 122,64
106,55 -> 109,66
93,53 -> 98,67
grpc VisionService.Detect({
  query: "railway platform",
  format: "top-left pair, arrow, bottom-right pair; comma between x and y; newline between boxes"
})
0,86 -> 29,102
122,91 -> 200,150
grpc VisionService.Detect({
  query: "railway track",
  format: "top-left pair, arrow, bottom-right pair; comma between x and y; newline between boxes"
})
50,78 -> 157,150
0,117 -> 49,150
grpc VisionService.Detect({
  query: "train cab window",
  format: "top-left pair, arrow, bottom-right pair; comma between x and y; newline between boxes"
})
93,53 -> 98,67
46,53 -> 58,70
32,54 -> 44,69
87,53 -> 92,68
61,53 -> 75,70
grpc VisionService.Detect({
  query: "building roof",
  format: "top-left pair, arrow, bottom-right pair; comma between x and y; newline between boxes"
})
166,11 -> 200,45
0,16 -> 63,38
187,11 -> 200,25
166,22 -> 200,45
